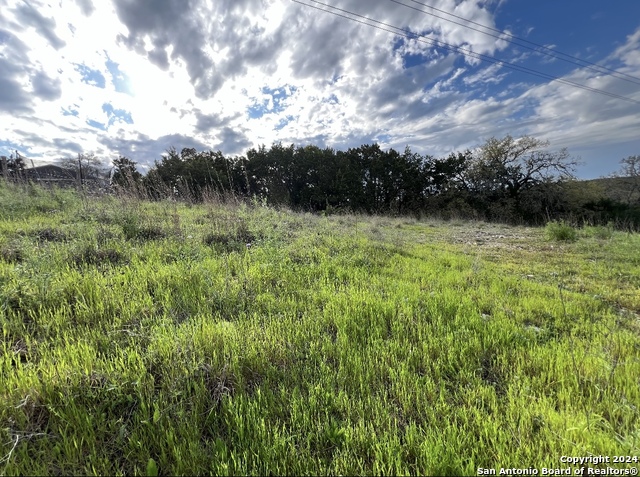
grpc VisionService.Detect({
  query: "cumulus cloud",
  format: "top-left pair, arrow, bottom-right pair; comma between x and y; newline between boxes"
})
612,28 -> 640,67
215,127 -> 252,155
31,71 -> 62,101
75,0 -> 95,17
0,0 -> 638,178
0,30 -> 34,113
13,3 -> 66,50
0,74 -> 33,113
97,132 -> 211,168
112,0 -> 274,99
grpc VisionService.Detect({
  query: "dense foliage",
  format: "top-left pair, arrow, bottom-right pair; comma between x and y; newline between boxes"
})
3,135 -> 631,226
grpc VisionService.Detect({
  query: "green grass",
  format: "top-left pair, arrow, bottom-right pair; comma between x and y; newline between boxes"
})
1,181 -> 639,475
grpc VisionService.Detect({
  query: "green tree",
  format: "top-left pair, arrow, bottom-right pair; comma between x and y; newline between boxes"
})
111,156 -> 142,189
147,147 -> 244,201
151,147 -> 185,192
293,145 -> 345,211
244,143 -> 297,205
420,151 -> 472,217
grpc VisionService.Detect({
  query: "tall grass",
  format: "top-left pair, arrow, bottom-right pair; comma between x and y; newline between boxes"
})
1,181 -> 639,475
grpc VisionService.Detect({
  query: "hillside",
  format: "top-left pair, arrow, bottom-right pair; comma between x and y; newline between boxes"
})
1,182 -> 639,475
581,176 -> 640,204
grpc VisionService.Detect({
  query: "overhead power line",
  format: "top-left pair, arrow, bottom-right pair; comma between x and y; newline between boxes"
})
291,0 -> 640,106
392,0 -> 640,86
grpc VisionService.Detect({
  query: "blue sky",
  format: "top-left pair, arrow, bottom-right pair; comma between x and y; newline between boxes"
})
0,0 -> 639,179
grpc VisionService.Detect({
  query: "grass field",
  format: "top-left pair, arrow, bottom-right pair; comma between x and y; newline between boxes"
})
1,182 -> 639,475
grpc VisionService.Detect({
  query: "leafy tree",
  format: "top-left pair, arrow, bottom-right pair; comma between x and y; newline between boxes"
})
151,147 -> 186,192
111,156 -> 142,189
613,155 -> 640,205
148,147 -> 243,201
244,144 -> 276,202
336,148 -> 368,211
462,135 -> 578,220
290,145 -> 328,210
243,143 -> 298,205
423,151 -> 470,195
377,146 -> 426,214
420,151 -> 472,216
342,144 -> 393,213
189,150 -> 240,199
468,135 -> 577,199
296,145 -> 353,211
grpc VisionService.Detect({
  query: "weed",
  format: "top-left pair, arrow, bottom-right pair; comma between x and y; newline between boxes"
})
34,228 -> 67,242
120,213 -> 140,240
71,245 -> 125,267
135,226 -> 166,241
96,226 -> 119,246
545,220 -> 577,241
584,223 -> 614,240
120,214 -> 166,241
203,232 -> 245,253
0,245 -> 23,263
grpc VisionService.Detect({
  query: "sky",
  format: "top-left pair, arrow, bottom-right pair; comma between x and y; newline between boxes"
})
0,0 -> 639,179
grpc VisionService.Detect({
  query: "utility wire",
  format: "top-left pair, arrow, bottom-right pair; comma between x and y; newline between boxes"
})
292,0 -> 640,106
395,0 -> 640,85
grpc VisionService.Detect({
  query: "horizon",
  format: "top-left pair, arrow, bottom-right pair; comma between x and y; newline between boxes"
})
0,140 -> 634,181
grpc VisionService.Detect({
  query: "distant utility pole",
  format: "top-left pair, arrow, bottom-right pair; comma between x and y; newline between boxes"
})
30,159 -> 42,182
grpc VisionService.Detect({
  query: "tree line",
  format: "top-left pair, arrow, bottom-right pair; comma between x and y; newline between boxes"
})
8,135 -> 637,227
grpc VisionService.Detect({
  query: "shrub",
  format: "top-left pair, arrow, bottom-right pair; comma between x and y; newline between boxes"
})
545,221 -> 577,242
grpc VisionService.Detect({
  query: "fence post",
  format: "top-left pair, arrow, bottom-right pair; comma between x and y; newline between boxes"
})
1,156 -> 8,181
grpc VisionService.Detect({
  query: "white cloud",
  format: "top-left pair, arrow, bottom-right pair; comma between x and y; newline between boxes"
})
0,0 -> 638,179
613,28 -> 640,68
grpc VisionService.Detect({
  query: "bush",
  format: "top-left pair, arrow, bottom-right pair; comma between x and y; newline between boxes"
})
545,221 -> 577,242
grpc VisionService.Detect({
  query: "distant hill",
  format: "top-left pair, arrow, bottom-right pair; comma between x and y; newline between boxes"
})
24,164 -> 78,180
581,176 -> 639,204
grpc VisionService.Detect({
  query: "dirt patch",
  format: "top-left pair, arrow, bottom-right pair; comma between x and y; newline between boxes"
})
434,224 -> 540,251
